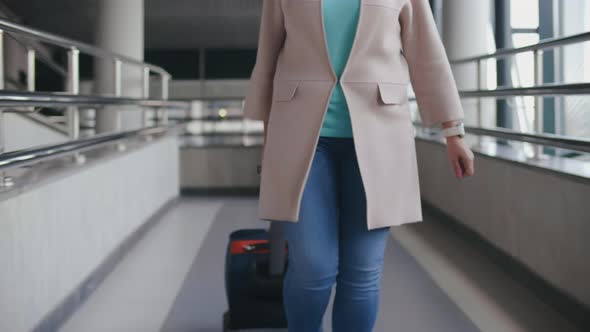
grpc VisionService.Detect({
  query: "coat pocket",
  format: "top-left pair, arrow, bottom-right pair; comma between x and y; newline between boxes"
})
272,80 -> 300,102
286,0 -> 320,7
363,0 -> 403,10
377,83 -> 408,105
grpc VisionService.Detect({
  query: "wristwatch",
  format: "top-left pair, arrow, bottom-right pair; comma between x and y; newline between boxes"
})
441,122 -> 465,138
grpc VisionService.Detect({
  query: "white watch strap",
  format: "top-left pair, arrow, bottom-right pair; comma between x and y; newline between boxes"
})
441,122 -> 465,138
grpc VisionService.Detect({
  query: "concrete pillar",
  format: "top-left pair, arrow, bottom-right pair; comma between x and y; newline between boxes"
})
94,0 -> 145,133
441,0 -> 495,129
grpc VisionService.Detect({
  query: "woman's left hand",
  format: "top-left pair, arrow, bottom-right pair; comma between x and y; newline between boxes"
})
445,136 -> 475,179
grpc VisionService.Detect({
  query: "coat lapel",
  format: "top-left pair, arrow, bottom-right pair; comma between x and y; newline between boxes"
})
319,0 -> 364,83
319,0 -> 337,82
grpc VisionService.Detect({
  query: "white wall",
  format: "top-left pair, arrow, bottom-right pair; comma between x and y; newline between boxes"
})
3,113 -> 67,152
416,138 -> 590,308
180,146 -> 262,189
0,136 -> 179,332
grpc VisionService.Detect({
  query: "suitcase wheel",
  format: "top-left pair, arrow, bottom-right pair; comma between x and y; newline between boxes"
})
223,310 -> 231,331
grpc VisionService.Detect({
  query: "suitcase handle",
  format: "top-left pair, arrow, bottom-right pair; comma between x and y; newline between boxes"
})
243,242 -> 269,252
230,240 -> 288,255
230,240 -> 271,254
245,242 -> 288,253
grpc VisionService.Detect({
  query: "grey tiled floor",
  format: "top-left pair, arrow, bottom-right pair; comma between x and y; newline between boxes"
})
393,214 -> 583,332
59,196 -> 583,332
62,196 -> 479,332
160,198 -> 478,332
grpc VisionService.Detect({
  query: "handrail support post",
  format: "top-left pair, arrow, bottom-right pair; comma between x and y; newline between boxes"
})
0,29 -> 4,90
142,67 -> 151,128
27,48 -> 36,92
476,59 -> 484,148
159,74 -> 169,125
0,30 -> 10,187
142,67 -> 154,142
533,49 -> 545,160
67,47 -> 85,164
26,48 -> 36,113
114,59 -> 126,151
0,108 -> 13,188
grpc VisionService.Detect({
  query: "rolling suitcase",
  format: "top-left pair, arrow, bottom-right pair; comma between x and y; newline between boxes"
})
223,226 -> 289,331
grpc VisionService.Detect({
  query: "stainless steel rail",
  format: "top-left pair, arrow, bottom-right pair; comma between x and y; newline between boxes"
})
464,126 -> 590,154
0,18 -> 173,142
450,31 -> 590,65
0,95 -> 189,187
457,83 -> 590,98
0,19 -> 168,76
0,91 -> 190,109
6,32 -> 68,78
0,125 -> 174,171
408,82 -> 590,101
0,19 -> 184,188
440,31 -> 590,158
175,91 -> 590,154
171,115 -> 246,121
408,81 -> 590,153
415,122 -> 590,154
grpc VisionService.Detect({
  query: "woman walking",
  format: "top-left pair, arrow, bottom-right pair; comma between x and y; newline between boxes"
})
243,0 -> 475,331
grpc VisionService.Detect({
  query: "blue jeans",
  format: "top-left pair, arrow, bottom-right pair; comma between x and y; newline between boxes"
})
280,136 -> 391,332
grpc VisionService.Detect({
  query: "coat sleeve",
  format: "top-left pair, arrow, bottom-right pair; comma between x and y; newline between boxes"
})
242,0 -> 286,122
399,0 -> 465,128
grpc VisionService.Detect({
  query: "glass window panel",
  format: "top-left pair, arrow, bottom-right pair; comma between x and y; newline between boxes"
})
512,32 -> 540,48
510,0 -> 539,29
563,95 -> 590,139
554,0 -> 590,138
511,33 -> 540,88
509,33 -> 540,134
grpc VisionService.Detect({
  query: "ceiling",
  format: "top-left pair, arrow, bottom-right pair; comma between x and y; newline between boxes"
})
1,0 -> 262,49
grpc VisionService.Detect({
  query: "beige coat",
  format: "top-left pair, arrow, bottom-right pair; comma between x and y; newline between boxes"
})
243,0 -> 464,230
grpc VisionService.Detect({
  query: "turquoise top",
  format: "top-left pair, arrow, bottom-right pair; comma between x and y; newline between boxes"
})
319,0 -> 360,137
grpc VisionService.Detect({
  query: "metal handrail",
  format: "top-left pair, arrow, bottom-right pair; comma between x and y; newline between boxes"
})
5,32 -> 68,78
465,126 -> 590,153
407,82 -> 590,101
0,18 -> 169,77
172,115 -> 247,121
415,122 -> 590,154
456,83 -> 590,98
450,31 -> 590,64
0,18 -> 173,138
170,94 -> 590,154
0,93 -> 190,187
0,125 -> 176,171
0,19 -> 182,188
0,91 -> 190,109
444,30 -> 590,158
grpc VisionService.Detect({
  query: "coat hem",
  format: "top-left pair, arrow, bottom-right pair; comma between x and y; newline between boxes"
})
367,218 -> 423,231
258,213 -> 424,230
